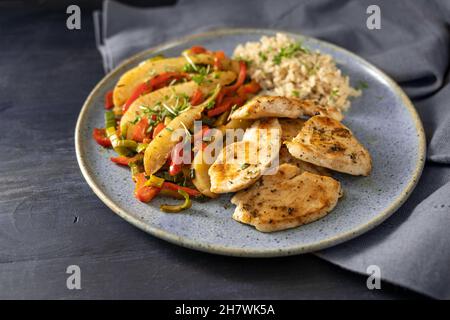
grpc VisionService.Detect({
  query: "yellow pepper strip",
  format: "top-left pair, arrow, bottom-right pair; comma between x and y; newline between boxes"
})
136,143 -> 148,153
144,175 -> 165,188
106,126 -> 138,156
159,189 -> 184,199
160,190 -> 192,213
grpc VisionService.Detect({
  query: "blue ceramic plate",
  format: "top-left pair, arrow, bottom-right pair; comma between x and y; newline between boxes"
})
75,29 -> 425,257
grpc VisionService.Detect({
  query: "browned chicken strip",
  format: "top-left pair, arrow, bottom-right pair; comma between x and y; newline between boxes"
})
231,164 -> 342,232
285,116 -> 372,176
279,119 -> 330,176
230,96 -> 343,121
279,118 -> 305,141
279,147 -> 331,176
209,118 -> 281,193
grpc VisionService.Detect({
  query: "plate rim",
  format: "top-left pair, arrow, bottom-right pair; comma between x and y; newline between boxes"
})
75,28 -> 426,257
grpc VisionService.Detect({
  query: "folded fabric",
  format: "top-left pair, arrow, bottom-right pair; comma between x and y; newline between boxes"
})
94,0 -> 450,299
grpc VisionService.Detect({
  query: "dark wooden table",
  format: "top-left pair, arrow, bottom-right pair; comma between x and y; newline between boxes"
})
0,5 -> 424,299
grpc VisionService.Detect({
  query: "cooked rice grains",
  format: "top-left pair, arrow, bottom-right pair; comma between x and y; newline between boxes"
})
233,33 -> 360,112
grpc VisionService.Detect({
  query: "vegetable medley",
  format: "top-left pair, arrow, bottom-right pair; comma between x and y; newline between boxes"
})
93,46 -> 261,213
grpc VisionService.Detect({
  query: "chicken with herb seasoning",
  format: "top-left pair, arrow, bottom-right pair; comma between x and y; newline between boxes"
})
209,118 -> 281,193
231,163 -> 342,232
285,116 -> 372,176
230,96 -> 343,121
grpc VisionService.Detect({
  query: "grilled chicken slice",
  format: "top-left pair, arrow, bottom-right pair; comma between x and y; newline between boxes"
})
230,96 -> 343,121
279,118 -> 305,142
285,116 -> 372,176
279,147 -> 330,176
279,119 -> 330,176
231,164 -> 342,232
209,118 -> 281,193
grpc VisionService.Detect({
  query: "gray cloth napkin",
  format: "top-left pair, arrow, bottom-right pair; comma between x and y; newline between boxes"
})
94,0 -> 450,299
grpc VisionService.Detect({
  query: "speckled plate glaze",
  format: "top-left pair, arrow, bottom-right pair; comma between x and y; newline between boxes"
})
75,29 -> 425,257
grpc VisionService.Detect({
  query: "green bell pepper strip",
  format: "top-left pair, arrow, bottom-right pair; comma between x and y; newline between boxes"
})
159,189 -> 184,199
136,143 -> 149,153
105,127 -> 137,156
145,175 -> 165,188
120,124 -> 128,139
105,110 -> 138,155
104,110 -> 116,129
128,162 -> 141,177
160,190 -> 192,213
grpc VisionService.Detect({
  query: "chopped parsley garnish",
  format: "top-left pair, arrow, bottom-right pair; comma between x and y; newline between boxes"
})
258,51 -> 268,62
330,88 -> 340,99
162,102 -> 177,116
182,52 -> 198,72
356,80 -> 369,90
183,63 -> 196,73
292,90 -> 300,98
130,116 -> 141,125
205,100 -> 216,110
140,94 -> 192,122
235,56 -> 253,66
273,42 -> 309,65
190,65 -> 212,85
306,63 -> 318,75
192,74 -> 205,85
180,93 -> 190,100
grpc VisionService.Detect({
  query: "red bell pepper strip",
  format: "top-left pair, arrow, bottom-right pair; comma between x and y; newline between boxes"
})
169,162 -> 182,177
242,80 -> 261,95
223,60 -> 247,94
104,90 -> 114,110
169,142 -> 184,176
134,172 -> 146,187
131,117 -> 149,142
214,88 -> 226,106
206,63 -> 254,118
169,126 -> 210,176
123,72 -> 189,112
123,82 -> 152,112
206,100 -> 233,118
110,156 -> 132,166
214,51 -> 226,70
190,89 -> 204,106
189,46 -> 207,54
236,81 -> 262,101
193,125 -> 210,144
136,184 -> 160,203
206,96 -> 245,118
134,173 -> 160,203
111,153 -> 142,166
206,61 -> 247,116
162,182 -> 201,197
92,128 -> 112,147
150,72 -> 189,90
152,123 -> 166,139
